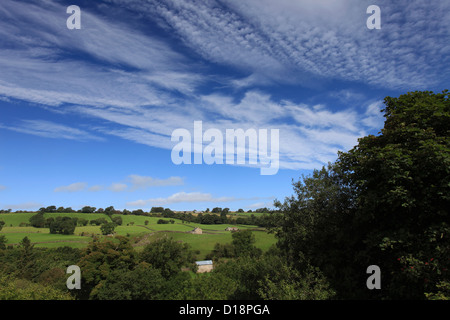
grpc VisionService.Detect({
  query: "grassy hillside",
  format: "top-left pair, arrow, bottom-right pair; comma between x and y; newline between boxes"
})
0,212 -> 276,259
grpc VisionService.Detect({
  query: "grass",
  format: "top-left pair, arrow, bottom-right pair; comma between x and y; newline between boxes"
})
0,212 -> 277,258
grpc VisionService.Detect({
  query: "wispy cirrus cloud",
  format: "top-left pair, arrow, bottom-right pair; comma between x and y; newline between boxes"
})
0,0 -> 447,174
0,0 -> 202,110
0,119 -> 103,141
108,0 -> 450,89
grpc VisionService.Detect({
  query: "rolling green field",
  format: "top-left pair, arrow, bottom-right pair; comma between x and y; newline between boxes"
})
0,212 -> 277,259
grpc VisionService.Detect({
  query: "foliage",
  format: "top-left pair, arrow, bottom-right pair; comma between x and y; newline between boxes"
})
89,217 -> 108,226
257,263 -> 335,300
232,229 -> 262,258
49,217 -> 77,235
77,236 -> 137,299
180,272 -> 238,300
111,216 -> 122,226
100,222 -> 117,235
29,213 -> 46,228
140,236 -> 196,279
94,263 -> 165,300
271,90 -> 450,299
0,275 -> 73,300
0,234 -> 7,250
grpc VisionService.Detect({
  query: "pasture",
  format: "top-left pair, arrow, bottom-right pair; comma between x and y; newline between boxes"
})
0,212 -> 276,259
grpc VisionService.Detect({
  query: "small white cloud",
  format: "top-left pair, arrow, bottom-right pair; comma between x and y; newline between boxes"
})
127,191 -> 237,207
362,101 -> 385,130
2,201 -> 43,210
88,185 -> 104,192
127,192 -> 273,207
128,175 -> 184,190
247,201 -> 274,209
54,182 -> 87,193
108,183 -> 128,192
0,185 -> 6,191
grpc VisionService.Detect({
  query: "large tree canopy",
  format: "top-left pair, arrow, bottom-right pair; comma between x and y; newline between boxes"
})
272,90 -> 450,299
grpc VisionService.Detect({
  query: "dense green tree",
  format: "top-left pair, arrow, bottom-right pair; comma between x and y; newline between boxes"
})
77,218 -> 88,226
220,211 -> 228,223
0,234 -> 7,250
335,90 -> 450,299
200,213 -> 221,224
100,222 -> 117,235
29,213 -> 46,228
104,206 -> 115,216
0,275 -> 73,300
180,272 -> 238,300
16,236 -> 36,280
77,236 -> 137,299
232,230 -> 262,258
151,207 -> 164,213
89,217 -> 108,226
46,206 -> 57,213
81,206 -> 96,213
206,242 -> 235,260
49,217 -> 77,235
94,263 -> 165,300
111,216 -> 123,226
272,90 -> 450,300
140,236 -> 196,279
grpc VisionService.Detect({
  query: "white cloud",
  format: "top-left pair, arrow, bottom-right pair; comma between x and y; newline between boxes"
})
362,101 -> 385,130
1,201 -> 43,210
247,201 -> 274,209
1,0 -> 446,174
113,0 -> 450,89
0,185 -> 6,191
0,0 -> 202,111
54,182 -> 87,193
88,185 -> 104,192
128,175 -> 184,190
127,191 -> 238,207
127,192 -> 274,207
108,183 -> 128,192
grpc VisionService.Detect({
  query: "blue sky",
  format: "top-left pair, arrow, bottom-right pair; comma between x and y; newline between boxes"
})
0,0 -> 449,211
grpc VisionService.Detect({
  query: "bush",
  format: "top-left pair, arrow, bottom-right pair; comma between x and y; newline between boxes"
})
0,275 -> 73,300
49,217 -> 77,235
100,222 -> 117,235
111,216 -> 123,226
29,213 -> 46,228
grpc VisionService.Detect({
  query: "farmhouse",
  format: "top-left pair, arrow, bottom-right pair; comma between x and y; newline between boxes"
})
225,227 -> 239,232
195,260 -> 213,273
190,227 -> 202,234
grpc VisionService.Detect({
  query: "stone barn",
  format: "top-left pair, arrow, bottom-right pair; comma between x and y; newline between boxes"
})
196,260 -> 213,273
225,227 -> 239,232
190,227 -> 202,234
